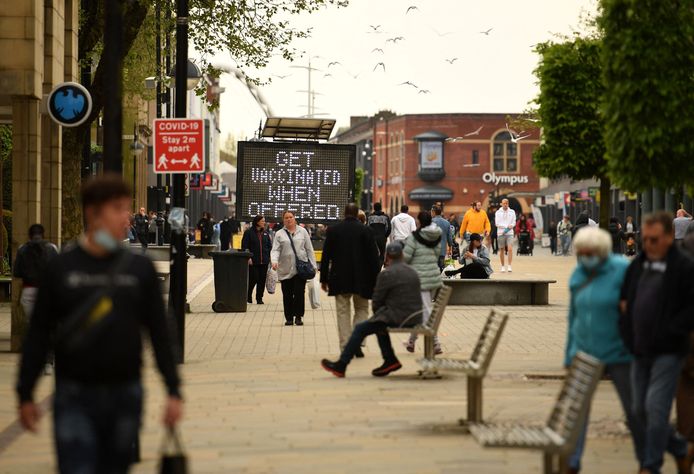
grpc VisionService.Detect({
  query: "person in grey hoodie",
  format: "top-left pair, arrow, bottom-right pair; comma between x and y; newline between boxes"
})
390,204 -> 417,243
403,211 -> 443,354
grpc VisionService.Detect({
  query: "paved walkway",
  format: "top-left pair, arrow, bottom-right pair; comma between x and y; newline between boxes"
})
0,248 -> 676,473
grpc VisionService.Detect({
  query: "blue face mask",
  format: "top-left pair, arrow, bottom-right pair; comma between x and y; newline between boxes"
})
93,229 -> 120,253
578,255 -> 602,271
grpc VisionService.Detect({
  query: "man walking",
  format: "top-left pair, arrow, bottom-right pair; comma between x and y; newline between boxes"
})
431,205 -> 453,271
495,199 -> 516,272
13,224 -> 59,318
133,207 -> 149,250
390,204 -> 416,244
321,242 -> 423,378
16,175 -> 182,473
367,202 -> 391,267
459,201 -> 491,243
557,214 -> 573,256
619,211 -> 694,474
321,203 -> 380,355
674,209 -> 692,245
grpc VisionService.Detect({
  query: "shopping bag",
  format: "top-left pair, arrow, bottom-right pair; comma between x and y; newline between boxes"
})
266,267 -> 278,294
159,428 -> 187,474
441,264 -> 456,279
308,278 -> 321,309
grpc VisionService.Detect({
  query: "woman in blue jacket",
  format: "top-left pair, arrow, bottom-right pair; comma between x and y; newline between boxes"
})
242,215 -> 273,304
565,227 -> 643,473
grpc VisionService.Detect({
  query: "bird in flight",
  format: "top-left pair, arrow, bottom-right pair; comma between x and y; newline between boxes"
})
373,62 -> 386,72
446,137 -> 465,142
431,27 -> 454,37
349,71 -> 361,79
506,123 -> 530,143
464,126 -> 484,137
372,48 -> 384,54
444,58 -> 458,64
418,89 -> 431,94
272,74 -> 291,80
480,28 -> 493,35
323,73 -> 333,78
327,61 -> 341,68
368,25 -> 382,33
406,5 -> 419,14
399,81 -> 418,88
386,36 -> 405,44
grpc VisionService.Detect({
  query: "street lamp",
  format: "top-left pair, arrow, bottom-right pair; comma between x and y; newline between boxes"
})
130,129 -> 145,208
169,59 -> 202,90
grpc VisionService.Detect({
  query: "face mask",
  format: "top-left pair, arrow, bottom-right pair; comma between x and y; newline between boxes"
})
578,255 -> 602,271
93,229 -> 120,253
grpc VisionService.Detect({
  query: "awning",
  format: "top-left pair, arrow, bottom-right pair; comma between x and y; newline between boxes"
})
409,185 -> 454,201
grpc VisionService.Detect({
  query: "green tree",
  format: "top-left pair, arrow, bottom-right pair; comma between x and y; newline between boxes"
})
599,0 -> 694,192
61,0 -> 347,240
353,168 -> 364,205
532,38 -> 611,227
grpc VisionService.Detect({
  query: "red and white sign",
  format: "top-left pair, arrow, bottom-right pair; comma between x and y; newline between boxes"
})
153,118 -> 205,174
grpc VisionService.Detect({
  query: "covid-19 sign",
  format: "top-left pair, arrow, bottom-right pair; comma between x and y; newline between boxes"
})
236,141 -> 355,223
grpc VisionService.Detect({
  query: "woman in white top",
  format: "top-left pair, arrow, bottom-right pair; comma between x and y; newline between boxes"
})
271,211 -> 317,326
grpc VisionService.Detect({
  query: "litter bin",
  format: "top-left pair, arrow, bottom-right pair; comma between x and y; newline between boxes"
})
210,250 -> 253,313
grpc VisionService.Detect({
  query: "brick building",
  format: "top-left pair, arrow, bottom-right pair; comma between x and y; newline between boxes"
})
333,113 -> 542,217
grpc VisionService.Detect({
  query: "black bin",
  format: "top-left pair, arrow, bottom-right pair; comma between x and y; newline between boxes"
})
210,250 -> 253,313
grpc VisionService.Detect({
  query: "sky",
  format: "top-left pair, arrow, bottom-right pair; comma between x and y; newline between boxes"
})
212,0 -> 598,143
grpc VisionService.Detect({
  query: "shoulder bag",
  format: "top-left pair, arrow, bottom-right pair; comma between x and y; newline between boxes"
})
284,229 -> 316,280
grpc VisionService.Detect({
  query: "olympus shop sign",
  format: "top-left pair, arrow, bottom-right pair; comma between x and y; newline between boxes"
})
482,172 -> 529,186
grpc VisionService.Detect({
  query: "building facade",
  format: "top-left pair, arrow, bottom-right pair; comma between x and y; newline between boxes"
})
334,113 -> 542,217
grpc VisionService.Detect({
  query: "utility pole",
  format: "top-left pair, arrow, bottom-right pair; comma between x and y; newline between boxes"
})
155,0 -> 163,196
170,0 -> 189,364
291,59 -> 321,117
102,0 -> 123,173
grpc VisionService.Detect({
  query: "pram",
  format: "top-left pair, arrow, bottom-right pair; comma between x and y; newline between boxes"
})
517,231 -> 533,256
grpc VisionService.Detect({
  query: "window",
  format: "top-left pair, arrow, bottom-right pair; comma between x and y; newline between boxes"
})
472,150 -> 479,165
492,131 -> 518,172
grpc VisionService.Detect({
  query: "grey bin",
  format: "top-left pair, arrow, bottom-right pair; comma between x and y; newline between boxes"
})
210,250 -> 253,313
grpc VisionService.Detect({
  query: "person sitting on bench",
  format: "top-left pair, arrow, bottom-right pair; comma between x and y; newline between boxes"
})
321,241 -> 423,378
444,233 -> 493,279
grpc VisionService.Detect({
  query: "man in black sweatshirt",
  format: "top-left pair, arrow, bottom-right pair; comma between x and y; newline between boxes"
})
16,175 -> 182,474
366,202 -> 390,267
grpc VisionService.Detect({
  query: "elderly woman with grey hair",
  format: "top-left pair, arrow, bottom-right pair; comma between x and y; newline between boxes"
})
565,227 -> 645,473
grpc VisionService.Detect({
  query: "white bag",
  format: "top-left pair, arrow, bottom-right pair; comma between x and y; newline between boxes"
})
441,264 -> 456,279
308,278 -> 321,309
266,267 -> 278,294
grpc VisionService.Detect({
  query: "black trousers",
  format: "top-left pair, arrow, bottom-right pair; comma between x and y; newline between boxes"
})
339,320 -> 396,365
448,262 -> 489,279
248,264 -> 268,302
280,275 -> 306,321
136,232 -> 148,249
375,235 -> 386,268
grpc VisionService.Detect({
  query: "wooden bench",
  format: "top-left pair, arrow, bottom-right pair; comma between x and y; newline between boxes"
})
418,309 -> 509,425
388,285 -> 452,378
469,352 -> 604,474
443,278 -> 556,305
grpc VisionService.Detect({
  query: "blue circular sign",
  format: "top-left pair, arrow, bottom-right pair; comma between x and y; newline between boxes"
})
47,82 -> 92,127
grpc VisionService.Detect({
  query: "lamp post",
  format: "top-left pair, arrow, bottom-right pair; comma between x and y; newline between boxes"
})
129,128 -> 145,209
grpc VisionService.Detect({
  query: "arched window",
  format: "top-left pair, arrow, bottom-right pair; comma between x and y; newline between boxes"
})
492,131 -> 518,172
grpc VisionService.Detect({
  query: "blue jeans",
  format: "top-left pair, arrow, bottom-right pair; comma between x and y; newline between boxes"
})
339,320 -> 396,365
569,363 -> 645,471
53,380 -> 143,474
632,355 -> 688,473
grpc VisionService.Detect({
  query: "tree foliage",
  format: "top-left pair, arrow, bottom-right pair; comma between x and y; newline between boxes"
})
599,0 -> 694,191
354,167 -> 364,204
532,38 -> 606,181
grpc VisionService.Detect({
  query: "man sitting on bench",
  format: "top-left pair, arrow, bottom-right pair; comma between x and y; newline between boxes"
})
321,242 -> 423,378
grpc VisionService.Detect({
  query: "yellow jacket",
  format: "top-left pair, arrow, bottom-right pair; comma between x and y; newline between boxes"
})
460,209 -> 491,236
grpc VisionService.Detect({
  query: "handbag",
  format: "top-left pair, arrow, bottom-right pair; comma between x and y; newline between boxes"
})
284,229 -> 316,280
159,427 -> 187,474
266,267 -> 278,294
308,278 -> 321,309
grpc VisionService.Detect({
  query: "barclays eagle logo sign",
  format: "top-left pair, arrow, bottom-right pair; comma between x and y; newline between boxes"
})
47,82 -> 92,127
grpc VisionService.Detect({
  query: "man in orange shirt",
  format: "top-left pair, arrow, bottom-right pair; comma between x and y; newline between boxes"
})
459,201 -> 491,242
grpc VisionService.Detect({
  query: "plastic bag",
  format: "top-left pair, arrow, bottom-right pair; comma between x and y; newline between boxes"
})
308,278 -> 321,309
441,264 -> 456,279
266,267 -> 278,294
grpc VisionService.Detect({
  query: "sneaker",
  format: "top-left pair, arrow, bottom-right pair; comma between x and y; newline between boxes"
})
256,299 -> 264,305
295,316 -> 304,326
434,345 -> 443,355
405,340 -> 415,353
372,360 -> 402,377
247,298 -> 253,304
355,347 -> 365,358
507,265 -> 513,273
284,320 -> 293,326
444,269 -> 456,277
321,359 -> 346,378
500,266 -> 506,273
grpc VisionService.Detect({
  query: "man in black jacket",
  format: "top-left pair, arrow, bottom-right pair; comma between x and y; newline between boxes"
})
321,241 -> 422,378
321,203 -> 380,355
16,175 -> 182,473
367,202 -> 390,267
619,211 -> 694,474
133,207 -> 149,250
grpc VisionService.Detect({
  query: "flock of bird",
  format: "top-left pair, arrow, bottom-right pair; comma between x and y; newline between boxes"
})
270,3 -> 496,98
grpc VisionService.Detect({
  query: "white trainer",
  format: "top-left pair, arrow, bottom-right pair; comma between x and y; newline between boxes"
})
507,265 -> 513,273
500,266 -> 506,273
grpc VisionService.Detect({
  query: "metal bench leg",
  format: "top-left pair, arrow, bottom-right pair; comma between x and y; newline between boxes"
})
458,376 -> 483,431
543,453 -> 554,474
557,455 -> 569,474
417,335 -> 441,380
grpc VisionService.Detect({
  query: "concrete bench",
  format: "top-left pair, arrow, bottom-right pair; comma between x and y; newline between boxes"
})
470,352 -> 604,474
443,278 -> 556,305
418,309 -> 509,426
187,244 -> 217,259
